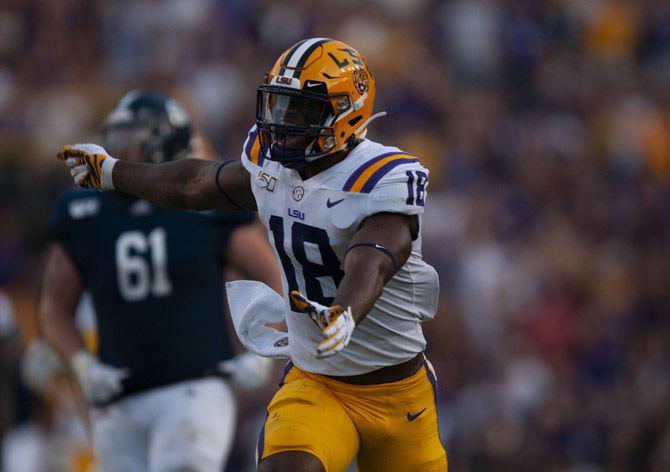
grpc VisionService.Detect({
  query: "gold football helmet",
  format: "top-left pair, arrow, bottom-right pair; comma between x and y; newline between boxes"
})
256,38 -> 381,168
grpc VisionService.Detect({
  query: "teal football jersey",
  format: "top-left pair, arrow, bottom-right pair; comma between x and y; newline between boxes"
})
48,189 -> 254,395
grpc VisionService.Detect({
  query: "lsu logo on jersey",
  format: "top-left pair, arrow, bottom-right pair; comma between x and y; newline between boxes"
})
288,208 -> 305,220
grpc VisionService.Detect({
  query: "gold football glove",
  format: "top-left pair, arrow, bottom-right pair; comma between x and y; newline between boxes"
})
290,291 -> 355,359
57,144 -> 117,190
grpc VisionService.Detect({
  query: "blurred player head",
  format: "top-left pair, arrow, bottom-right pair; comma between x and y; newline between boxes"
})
103,90 -> 191,163
256,38 -> 377,168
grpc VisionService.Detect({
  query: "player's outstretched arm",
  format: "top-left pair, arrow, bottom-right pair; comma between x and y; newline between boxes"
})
113,157 -> 256,211
58,144 -> 256,212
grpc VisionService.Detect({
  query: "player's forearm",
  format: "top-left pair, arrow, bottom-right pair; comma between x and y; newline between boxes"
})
40,307 -> 86,361
112,158 -> 221,210
227,223 -> 284,294
39,244 -> 87,363
333,256 -> 391,325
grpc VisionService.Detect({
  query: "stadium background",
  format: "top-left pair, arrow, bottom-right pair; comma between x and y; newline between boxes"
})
1,0 -> 669,470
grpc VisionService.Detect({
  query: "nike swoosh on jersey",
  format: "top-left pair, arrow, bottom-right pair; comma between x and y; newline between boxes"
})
305,81 -> 321,87
326,198 -> 345,208
406,408 -> 427,422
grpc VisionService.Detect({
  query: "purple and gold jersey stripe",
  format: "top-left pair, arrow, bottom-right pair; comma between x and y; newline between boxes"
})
342,152 -> 417,193
244,130 -> 264,166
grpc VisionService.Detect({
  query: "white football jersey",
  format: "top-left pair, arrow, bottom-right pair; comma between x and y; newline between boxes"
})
240,125 -> 439,376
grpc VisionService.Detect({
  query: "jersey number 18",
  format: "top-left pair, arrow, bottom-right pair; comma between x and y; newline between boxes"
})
269,216 -> 344,310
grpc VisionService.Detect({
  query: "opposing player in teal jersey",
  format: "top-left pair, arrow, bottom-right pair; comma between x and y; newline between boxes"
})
42,90 -> 282,472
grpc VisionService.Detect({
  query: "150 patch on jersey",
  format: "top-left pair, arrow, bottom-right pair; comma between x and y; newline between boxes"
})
257,171 -> 277,192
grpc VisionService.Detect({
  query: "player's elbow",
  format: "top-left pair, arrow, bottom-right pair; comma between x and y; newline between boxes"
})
181,186 -> 211,211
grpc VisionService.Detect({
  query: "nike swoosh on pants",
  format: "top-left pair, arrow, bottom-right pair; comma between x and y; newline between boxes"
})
406,408 -> 427,422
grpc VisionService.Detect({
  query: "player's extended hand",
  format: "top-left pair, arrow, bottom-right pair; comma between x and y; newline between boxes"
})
290,291 -> 355,358
57,144 -> 117,190
70,351 -> 129,405
219,352 -> 272,390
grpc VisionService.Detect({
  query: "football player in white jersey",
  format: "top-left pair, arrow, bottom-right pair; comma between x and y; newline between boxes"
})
57,38 -> 448,471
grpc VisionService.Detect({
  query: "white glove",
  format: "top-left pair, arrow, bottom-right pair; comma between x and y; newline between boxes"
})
20,338 -> 64,394
58,143 -> 117,190
290,291 -> 355,358
70,351 -> 129,404
219,352 -> 272,390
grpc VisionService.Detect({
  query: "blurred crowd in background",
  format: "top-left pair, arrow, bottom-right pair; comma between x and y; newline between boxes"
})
1,0 -> 669,470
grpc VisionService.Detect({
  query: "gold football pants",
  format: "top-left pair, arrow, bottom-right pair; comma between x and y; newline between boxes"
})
257,357 -> 448,471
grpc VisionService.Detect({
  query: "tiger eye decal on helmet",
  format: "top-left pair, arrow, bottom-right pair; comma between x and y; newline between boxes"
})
353,70 -> 369,95
256,39 -> 378,168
